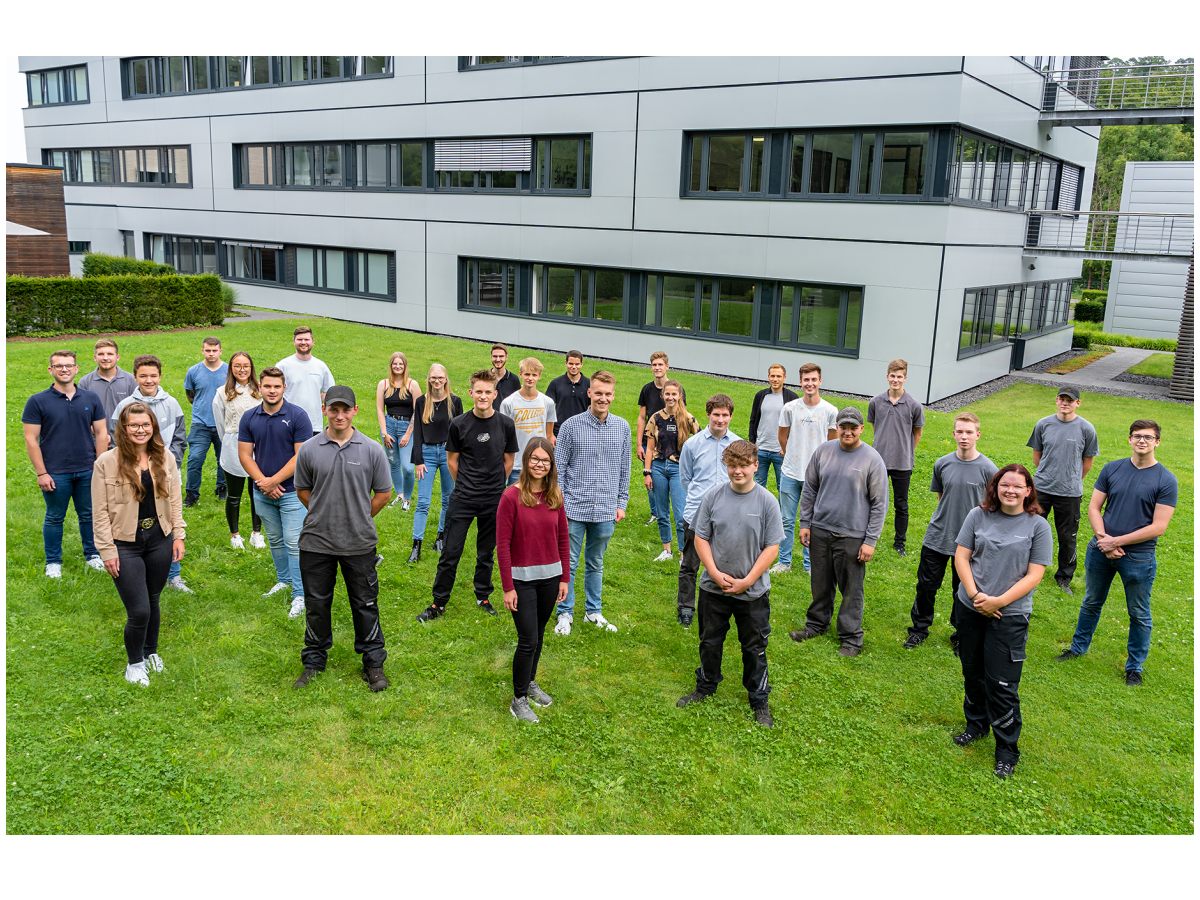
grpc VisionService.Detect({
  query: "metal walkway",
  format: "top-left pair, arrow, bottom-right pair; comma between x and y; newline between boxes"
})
1038,62 -> 1193,127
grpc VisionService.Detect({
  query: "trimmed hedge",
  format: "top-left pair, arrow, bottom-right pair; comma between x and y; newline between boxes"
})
1071,331 -> 1093,350
1074,299 -> 1106,322
1073,321 -> 1178,351
6,274 -> 225,336
82,253 -> 175,277
1079,289 -> 1108,304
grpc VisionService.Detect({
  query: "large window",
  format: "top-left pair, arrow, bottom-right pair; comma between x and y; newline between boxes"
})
458,56 -> 606,70
686,133 -> 768,195
122,56 -> 392,98
958,279 -> 1073,357
463,259 -> 520,310
27,64 -> 89,107
44,146 -> 191,187
294,245 -> 391,297
533,266 -> 627,322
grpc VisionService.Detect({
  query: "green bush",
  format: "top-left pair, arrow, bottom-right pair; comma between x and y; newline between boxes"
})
220,282 -> 238,314
82,252 -> 175,277
1074,299 -> 1106,322
6,274 -> 224,336
1079,289 -> 1108,305
1073,321 -> 1178,351
1071,331 -> 1093,349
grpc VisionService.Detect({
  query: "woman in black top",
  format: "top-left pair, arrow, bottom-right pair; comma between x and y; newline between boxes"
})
643,379 -> 699,562
409,363 -> 463,562
375,351 -> 422,511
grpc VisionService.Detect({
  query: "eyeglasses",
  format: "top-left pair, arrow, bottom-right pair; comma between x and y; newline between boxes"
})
527,457 -> 552,468
1130,434 -> 1157,443
126,424 -> 153,432
429,377 -> 446,382
49,364 -> 77,370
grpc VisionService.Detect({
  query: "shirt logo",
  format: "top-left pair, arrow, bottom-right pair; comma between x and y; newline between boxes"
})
477,433 -> 491,443
282,419 -> 291,428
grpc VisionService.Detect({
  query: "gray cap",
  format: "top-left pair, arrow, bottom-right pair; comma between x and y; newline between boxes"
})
836,406 -> 864,426
323,385 -> 357,408
1056,386 -> 1080,401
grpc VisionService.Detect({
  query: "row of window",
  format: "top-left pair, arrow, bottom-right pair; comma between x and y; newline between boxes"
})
958,279 -> 1073,357
457,57 -> 599,70
235,136 -> 591,193
122,56 -> 392,99
684,127 -> 1081,210
43,146 -> 191,186
147,234 -> 394,301
27,64 -> 89,107
461,257 -> 865,355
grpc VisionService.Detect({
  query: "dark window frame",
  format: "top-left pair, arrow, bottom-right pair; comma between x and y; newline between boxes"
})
457,56 -> 616,71
26,64 -> 90,108
957,277 -> 1074,359
43,145 -> 193,188
120,56 -> 394,100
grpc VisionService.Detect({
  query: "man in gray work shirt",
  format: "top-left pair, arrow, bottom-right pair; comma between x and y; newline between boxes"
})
292,385 -> 394,692
1026,387 -> 1099,593
790,406 -> 888,656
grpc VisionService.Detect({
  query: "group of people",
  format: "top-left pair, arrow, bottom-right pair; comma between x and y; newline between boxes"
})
22,335 -> 1179,777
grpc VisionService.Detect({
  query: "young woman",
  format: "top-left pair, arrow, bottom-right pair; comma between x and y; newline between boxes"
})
952,463 -> 1053,779
408,364 -> 462,563
643,379 -> 699,562
212,351 -> 263,550
496,437 -> 570,724
91,404 -> 185,687
375,351 -> 422,511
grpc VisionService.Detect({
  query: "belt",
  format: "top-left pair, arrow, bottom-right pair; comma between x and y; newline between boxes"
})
139,517 -> 157,530
387,413 -> 410,419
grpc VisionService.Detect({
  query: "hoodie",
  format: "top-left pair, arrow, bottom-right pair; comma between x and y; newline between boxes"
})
111,387 -> 187,465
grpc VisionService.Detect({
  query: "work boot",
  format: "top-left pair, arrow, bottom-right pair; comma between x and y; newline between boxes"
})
407,539 -> 422,564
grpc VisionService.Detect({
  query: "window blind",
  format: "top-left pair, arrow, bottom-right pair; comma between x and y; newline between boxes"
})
434,138 -> 532,171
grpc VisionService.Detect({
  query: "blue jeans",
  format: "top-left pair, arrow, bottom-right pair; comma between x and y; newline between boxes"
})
185,423 -> 225,495
558,519 -> 616,617
778,474 -> 810,571
651,458 -> 685,549
254,487 -> 307,599
413,443 -> 454,540
1070,541 -> 1158,673
754,450 -> 784,490
42,468 -> 97,564
383,416 -> 416,500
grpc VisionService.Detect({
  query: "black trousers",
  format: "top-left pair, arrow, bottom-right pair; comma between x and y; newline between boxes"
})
299,548 -> 387,670
112,526 -> 173,664
806,527 -> 867,649
1038,492 -> 1082,581
510,576 -> 559,698
432,494 -> 499,606
887,468 -> 912,549
695,588 -> 771,708
957,604 -> 1028,764
675,521 -> 701,613
908,544 -> 962,637
223,472 -> 262,535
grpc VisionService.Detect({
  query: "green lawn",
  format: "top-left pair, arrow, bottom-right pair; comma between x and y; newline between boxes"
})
6,318 -> 1193,834
1127,352 -> 1176,379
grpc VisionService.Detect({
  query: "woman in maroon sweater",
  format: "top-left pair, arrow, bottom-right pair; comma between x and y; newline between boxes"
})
497,436 -> 571,723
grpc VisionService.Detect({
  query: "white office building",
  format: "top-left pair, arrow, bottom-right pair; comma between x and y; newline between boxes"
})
20,55 -> 1099,402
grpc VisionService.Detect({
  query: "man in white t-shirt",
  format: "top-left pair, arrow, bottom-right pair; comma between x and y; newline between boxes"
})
499,357 -> 557,486
276,326 -> 334,436
774,361 -> 838,574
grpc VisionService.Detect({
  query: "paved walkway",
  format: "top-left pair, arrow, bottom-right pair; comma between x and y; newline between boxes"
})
1015,347 -> 1173,400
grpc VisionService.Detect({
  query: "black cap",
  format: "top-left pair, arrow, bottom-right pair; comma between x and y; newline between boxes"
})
1056,387 -> 1080,401
323,385 -> 356,408
836,406 -> 864,426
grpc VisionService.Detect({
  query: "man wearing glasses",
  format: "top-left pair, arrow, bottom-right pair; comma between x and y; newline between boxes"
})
22,350 -> 110,578
1056,420 -> 1178,687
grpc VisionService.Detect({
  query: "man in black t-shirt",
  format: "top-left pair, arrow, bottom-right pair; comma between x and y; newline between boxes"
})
636,351 -> 686,527
418,370 -> 518,622
546,350 -> 591,437
490,343 -> 521,404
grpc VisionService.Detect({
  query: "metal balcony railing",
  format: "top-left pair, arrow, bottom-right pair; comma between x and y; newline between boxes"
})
1025,211 -> 1194,260
1041,62 -> 1194,113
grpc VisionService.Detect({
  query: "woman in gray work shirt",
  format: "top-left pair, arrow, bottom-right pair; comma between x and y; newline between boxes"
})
952,463 -> 1053,779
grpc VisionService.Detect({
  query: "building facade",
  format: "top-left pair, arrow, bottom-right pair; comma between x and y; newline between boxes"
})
20,55 -> 1099,402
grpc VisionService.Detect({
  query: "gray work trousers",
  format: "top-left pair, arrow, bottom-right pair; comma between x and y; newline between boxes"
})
805,526 -> 867,649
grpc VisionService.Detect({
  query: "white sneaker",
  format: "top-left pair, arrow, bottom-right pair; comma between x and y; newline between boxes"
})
145,653 -> 165,673
167,576 -> 194,594
388,493 -> 403,508
263,581 -> 289,598
124,661 -> 149,687
249,531 -> 266,549
768,563 -> 791,575
288,596 -> 306,619
45,563 -> 63,579
401,496 -> 411,512
554,613 -> 573,636
86,556 -> 105,572
654,550 -> 673,562
230,534 -> 246,551
585,612 -> 618,632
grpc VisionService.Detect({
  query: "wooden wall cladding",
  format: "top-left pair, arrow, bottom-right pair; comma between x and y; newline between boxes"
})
6,164 -> 70,276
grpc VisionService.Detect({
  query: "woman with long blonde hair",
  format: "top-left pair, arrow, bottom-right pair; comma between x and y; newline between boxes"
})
375,351 -> 422,510
91,403 -> 185,687
212,351 -> 263,550
408,363 -> 462,562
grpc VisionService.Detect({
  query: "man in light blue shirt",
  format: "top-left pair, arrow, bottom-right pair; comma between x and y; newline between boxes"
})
676,394 -> 740,627
183,337 -> 228,506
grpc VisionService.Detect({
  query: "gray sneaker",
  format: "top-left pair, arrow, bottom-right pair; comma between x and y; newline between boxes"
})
527,681 -> 553,707
510,695 -> 539,723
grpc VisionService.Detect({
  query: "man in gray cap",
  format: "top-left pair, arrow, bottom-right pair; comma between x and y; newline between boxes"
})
790,406 -> 888,656
291,385 -> 394,691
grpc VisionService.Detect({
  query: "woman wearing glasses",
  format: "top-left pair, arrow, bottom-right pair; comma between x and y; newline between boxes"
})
92,404 -> 186,687
408,364 -> 462,563
496,437 -> 570,723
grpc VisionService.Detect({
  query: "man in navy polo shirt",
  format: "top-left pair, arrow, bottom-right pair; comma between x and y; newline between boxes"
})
22,349 -> 110,578
183,336 -> 229,507
238,366 -> 313,619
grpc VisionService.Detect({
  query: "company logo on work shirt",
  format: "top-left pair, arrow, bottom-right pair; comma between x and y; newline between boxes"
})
477,433 -> 491,443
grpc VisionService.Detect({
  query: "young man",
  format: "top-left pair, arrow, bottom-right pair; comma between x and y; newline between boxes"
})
1027,388 -> 1100,594
183,337 -> 229,506
238,366 -> 313,618
1057,420 -> 1177,687
747,363 -> 797,491
292,386 -> 393,692
499,357 -> 557,485
489,343 -> 521,404
417,371 -> 518,622
676,394 -> 741,627
112,355 -> 191,593
553,370 -> 631,635
904,412 -> 998,651
791,407 -> 888,657
774,362 -> 838,574
276,326 -> 334,437
676,440 -> 783,728
636,352 -> 687,526
545,350 -> 591,436
22,350 -> 109,578
78,339 -> 136,440
867,358 -> 924,556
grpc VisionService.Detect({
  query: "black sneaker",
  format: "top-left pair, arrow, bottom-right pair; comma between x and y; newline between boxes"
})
789,627 -> 822,643
949,633 -> 960,657
994,759 -> 1016,779
477,598 -> 498,616
1056,649 -> 1081,662
1055,577 -> 1074,595
676,690 -> 712,708
837,644 -> 862,658
293,667 -> 320,688
183,492 -> 199,508
953,729 -> 986,747
362,667 -> 389,692
752,705 -> 774,728
894,545 -> 907,557
434,532 -> 445,553
678,610 -> 694,628
214,484 -> 227,500
416,603 -> 445,623
1125,671 -> 1143,687
903,631 -> 928,650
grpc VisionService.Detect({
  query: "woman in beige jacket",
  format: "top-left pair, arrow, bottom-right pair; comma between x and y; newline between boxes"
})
92,403 -> 185,687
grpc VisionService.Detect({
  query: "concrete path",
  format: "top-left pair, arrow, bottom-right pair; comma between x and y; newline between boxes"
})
1015,347 -> 1173,400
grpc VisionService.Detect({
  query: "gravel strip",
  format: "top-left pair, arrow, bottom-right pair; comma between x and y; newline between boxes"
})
1113,373 -> 1171,387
